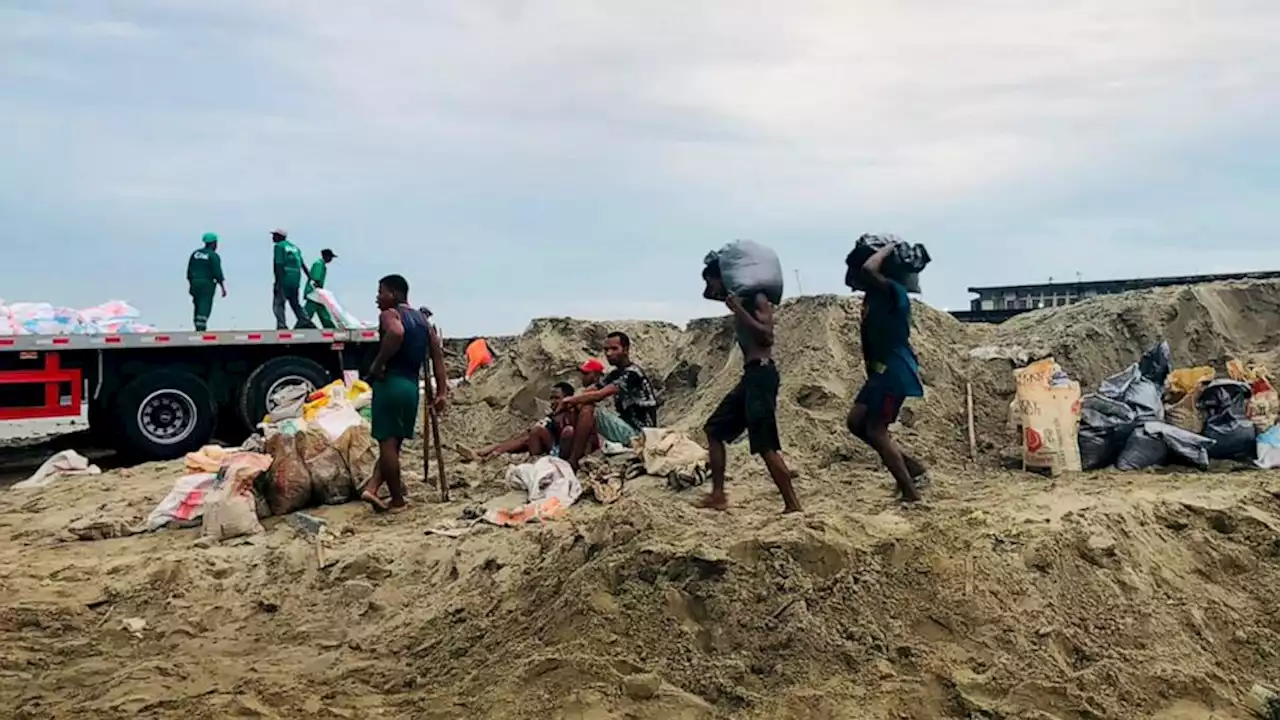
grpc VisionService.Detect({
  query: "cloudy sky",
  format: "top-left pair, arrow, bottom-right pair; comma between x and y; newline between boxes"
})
3,1 -> 1278,335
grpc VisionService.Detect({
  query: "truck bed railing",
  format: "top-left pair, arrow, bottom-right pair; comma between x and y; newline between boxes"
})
0,328 -> 379,352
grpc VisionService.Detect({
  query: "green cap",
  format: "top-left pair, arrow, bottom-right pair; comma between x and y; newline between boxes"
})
202,232 -> 218,245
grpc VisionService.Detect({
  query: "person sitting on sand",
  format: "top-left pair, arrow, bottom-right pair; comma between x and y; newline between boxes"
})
361,274 -> 449,514
556,333 -> 659,469
844,241 -> 928,502
697,260 -> 801,513
460,382 -> 597,462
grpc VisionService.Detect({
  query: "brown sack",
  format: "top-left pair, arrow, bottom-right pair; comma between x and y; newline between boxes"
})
264,434 -> 314,516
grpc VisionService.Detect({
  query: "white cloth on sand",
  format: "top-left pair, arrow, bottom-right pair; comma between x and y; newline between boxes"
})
13,450 -> 101,489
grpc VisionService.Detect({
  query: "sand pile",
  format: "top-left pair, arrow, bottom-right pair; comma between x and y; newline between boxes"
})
4,285 -> 1280,719
440,296 -> 992,469
984,280 -> 1280,390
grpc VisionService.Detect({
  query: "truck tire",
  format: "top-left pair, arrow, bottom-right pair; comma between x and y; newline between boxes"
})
238,356 -> 332,431
115,370 -> 217,461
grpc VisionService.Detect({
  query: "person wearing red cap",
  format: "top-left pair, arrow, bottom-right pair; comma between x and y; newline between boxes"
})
579,357 -> 605,383
557,332 -> 659,469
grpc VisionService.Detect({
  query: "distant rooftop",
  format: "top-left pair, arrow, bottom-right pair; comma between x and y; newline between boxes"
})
968,270 -> 1280,295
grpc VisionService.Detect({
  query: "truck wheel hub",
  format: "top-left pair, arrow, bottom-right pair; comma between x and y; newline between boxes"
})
137,390 -> 197,445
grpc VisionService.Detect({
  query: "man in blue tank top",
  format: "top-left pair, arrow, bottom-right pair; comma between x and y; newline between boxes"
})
845,242 -> 928,502
360,274 -> 449,514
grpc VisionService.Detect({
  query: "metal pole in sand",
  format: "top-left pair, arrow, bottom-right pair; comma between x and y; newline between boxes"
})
421,367 -> 449,502
966,381 -> 977,462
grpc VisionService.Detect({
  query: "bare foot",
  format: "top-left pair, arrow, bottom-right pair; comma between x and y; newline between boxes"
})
456,446 -> 480,463
361,490 -> 389,513
387,500 -> 409,515
698,493 -> 728,511
782,505 -> 802,514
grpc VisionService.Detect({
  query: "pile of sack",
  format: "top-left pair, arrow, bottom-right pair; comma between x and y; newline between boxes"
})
0,298 -> 157,335
146,447 -> 272,541
1075,342 -> 1280,471
145,377 -> 380,539
259,379 -> 378,513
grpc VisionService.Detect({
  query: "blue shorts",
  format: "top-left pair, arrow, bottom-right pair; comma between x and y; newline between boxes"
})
854,375 -> 906,428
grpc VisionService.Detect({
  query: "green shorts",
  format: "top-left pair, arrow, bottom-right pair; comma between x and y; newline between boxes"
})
371,374 -> 419,442
595,407 -> 641,446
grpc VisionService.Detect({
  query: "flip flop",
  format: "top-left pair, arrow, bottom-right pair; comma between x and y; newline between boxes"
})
361,490 -> 389,513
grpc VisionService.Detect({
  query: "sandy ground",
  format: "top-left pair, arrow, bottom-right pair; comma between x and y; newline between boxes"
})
3,282 -> 1280,719
3,455 -> 1279,719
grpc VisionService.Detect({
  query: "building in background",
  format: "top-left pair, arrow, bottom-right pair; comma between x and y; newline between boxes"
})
951,270 -> 1280,324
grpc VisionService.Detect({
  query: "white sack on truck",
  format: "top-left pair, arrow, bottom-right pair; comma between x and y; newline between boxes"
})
304,288 -> 372,330
0,299 -> 155,335
704,240 -> 784,305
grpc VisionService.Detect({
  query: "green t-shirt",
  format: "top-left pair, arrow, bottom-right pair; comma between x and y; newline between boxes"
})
306,259 -> 327,294
187,248 -> 224,285
273,240 -> 303,286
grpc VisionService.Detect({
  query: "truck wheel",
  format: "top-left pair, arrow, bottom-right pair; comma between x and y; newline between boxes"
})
238,356 -> 332,431
115,371 -> 217,461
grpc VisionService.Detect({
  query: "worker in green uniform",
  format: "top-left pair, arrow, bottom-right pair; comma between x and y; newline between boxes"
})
303,248 -> 338,329
186,232 -> 227,331
271,228 -> 314,329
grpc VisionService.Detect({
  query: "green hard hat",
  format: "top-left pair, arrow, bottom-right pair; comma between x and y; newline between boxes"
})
202,232 -> 218,244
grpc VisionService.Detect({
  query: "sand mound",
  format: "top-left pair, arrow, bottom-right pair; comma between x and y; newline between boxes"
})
444,296 -> 992,468
4,285 -> 1280,719
987,280 -> 1280,390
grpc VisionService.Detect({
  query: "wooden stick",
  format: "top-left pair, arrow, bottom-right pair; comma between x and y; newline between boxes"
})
966,382 -> 977,462
421,366 -> 449,502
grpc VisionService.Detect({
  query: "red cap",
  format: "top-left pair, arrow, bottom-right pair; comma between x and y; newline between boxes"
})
579,358 -> 606,373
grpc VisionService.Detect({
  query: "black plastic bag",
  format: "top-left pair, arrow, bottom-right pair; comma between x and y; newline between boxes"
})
1099,364 -> 1164,421
1078,394 -> 1138,470
846,234 -> 930,292
1116,424 -> 1169,470
1198,380 -> 1256,459
1138,341 -> 1173,384
1153,422 -> 1214,469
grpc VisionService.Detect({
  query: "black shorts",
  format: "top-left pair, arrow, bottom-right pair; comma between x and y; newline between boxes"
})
704,360 -> 782,454
853,375 -> 906,428
535,416 -> 560,441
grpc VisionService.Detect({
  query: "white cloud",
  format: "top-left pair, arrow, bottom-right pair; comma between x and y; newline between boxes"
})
243,0 -> 1280,215
1,0 -> 1278,333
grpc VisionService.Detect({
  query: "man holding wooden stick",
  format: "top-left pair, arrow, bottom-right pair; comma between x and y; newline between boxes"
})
361,275 -> 448,514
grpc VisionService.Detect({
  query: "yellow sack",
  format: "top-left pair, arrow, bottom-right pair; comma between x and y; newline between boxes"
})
1012,358 -> 1082,476
1166,367 -> 1215,397
1165,390 -> 1205,434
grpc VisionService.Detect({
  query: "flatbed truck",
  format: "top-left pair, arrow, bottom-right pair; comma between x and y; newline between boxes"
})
0,328 -> 379,460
